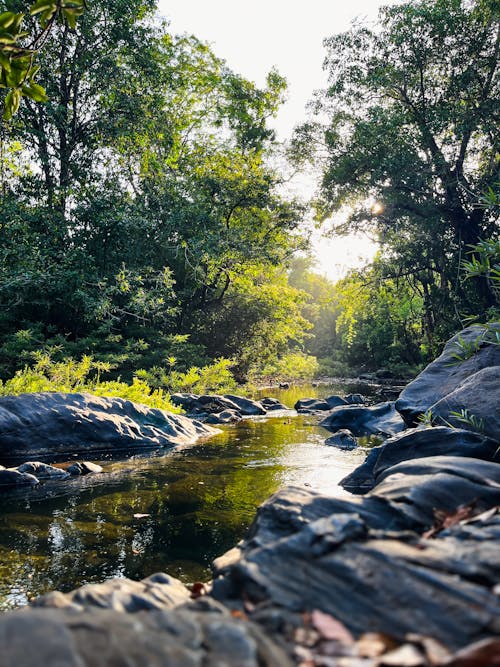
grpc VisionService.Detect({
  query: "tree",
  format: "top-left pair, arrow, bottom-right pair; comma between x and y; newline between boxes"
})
296,0 -> 499,338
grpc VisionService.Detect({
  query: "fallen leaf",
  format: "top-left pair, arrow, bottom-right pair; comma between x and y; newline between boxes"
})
190,582 -> 206,599
378,643 -> 427,666
406,633 -> 451,665
294,626 -> 321,647
311,609 -> 355,645
357,633 -> 398,658
442,638 -> 500,667
423,503 -> 477,539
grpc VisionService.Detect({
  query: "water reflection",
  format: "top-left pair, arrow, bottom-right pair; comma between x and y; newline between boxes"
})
0,383 -> 375,610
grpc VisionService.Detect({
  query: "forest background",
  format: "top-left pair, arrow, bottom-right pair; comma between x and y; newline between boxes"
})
0,0 -> 498,404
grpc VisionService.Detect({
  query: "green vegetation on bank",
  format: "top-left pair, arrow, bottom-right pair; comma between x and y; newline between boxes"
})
0,0 -> 498,394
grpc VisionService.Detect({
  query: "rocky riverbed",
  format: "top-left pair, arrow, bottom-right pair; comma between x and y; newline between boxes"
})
0,324 -> 498,666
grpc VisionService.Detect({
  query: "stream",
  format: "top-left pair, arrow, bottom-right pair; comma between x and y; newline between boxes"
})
0,381 -> 382,610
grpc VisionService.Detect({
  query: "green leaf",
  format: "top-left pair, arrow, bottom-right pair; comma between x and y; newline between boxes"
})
3,87 -> 20,120
29,0 -> 57,16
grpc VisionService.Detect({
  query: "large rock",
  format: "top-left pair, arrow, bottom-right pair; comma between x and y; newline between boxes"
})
32,573 -> 191,612
0,600 -> 291,667
320,401 -> 406,437
396,324 -> 500,427
294,397 -> 332,412
0,392 -> 218,462
205,409 -> 242,424
430,366 -> 500,441
0,469 -> 39,489
212,484 -> 500,650
340,426 -> 499,493
223,395 -> 266,416
16,461 -> 70,480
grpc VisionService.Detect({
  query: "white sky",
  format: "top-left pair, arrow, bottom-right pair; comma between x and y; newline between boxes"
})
157,0 -> 393,280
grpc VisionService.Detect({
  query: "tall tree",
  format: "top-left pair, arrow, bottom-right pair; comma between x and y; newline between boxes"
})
296,0 -> 499,332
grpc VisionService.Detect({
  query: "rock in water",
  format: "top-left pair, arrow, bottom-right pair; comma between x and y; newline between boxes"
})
324,429 -> 357,449
0,392 -> 218,461
67,461 -> 103,476
0,469 -> 39,489
340,426 -> 499,494
396,324 -> 500,427
16,461 -> 70,480
320,401 -> 405,437
223,395 -> 267,415
294,398 -> 332,412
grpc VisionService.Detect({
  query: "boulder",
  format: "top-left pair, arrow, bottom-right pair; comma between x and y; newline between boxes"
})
340,426 -> 499,493
324,394 -> 348,408
396,324 -> 500,426
205,409 -> 242,424
0,392 -> 218,462
0,601 -> 291,667
16,461 -> 70,480
223,395 -> 266,416
32,573 -> 191,612
193,395 -> 242,414
212,485 -> 500,650
429,366 -> 500,441
320,401 -> 406,437
66,461 -> 104,476
324,429 -> 357,450
259,397 -> 288,411
170,393 -> 199,410
0,469 -> 39,489
294,398 -> 331,412
344,393 -> 365,404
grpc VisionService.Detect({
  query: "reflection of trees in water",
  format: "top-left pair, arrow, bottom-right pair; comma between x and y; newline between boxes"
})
0,392 -> 359,605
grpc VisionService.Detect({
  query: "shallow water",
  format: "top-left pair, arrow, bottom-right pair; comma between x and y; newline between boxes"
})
0,382 -> 378,610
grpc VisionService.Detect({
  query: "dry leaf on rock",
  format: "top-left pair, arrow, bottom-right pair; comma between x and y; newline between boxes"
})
406,634 -> 451,665
357,633 -> 398,658
423,503 -> 477,539
377,643 -> 427,666
311,609 -> 355,644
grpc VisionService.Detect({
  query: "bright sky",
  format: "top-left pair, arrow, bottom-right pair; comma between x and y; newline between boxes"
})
157,0 -> 393,280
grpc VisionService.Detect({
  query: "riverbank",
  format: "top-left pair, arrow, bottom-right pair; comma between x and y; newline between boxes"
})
0,324 -> 498,666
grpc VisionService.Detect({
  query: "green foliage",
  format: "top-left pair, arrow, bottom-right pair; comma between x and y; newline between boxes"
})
0,0 -> 85,119
295,0 -> 500,347
0,353 -> 182,412
137,358 -> 238,395
257,351 -> 319,382
448,408 -> 485,434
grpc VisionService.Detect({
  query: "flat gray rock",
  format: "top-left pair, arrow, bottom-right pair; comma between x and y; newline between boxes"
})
0,392 -> 218,461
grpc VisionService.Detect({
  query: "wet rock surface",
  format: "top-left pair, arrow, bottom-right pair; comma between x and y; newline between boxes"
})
324,429 -> 357,449
0,392 -> 217,462
320,401 -> 406,437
